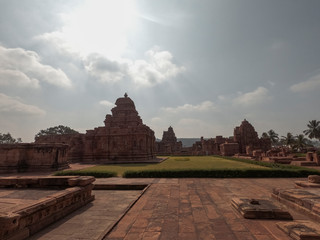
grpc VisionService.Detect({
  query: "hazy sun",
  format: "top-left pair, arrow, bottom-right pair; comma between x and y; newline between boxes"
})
61,0 -> 137,59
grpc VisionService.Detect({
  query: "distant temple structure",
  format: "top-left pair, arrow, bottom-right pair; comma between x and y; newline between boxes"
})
155,126 -> 182,155
0,95 -> 273,172
156,119 -> 271,156
233,119 -> 271,154
35,94 -> 156,163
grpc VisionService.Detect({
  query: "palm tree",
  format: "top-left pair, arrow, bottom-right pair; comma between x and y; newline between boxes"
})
261,132 -> 269,139
303,120 -> 320,140
281,132 -> 296,148
294,134 -> 308,151
267,129 -> 279,146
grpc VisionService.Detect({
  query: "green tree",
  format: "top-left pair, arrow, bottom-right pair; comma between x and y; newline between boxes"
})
303,120 -> 320,140
267,129 -> 279,146
281,132 -> 296,148
294,134 -> 308,151
261,132 -> 269,139
35,125 -> 79,139
0,133 -> 22,144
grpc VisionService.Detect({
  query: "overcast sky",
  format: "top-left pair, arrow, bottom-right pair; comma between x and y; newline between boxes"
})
1,0 -> 320,142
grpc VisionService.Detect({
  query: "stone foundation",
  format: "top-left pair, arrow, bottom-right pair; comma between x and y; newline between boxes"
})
0,143 -> 69,173
0,176 -> 95,240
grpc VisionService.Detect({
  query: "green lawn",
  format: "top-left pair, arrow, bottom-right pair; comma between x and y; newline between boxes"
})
58,156 -> 268,177
54,155 -> 320,178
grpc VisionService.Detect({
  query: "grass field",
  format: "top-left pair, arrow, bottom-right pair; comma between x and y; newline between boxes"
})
54,155 -> 320,178
57,156 -> 268,177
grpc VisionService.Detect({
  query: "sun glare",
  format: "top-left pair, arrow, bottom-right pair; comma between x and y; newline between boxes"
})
61,0 -> 137,59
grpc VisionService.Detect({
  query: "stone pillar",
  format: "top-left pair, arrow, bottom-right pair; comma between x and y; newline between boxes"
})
306,152 -> 314,162
313,153 -> 320,165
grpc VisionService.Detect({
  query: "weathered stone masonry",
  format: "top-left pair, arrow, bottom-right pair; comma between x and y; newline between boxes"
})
36,94 -> 156,163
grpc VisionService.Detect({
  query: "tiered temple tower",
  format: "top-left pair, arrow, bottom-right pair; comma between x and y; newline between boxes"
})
36,94 -> 156,163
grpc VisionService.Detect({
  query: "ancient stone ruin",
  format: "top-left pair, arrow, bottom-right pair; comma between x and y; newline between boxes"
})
155,126 -> 182,155
36,94 -> 156,163
233,119 -> 271,154
157,119 -> 271,157
0,176 -> 95,240
191,136 -> 234,156
0,143 -> 68,173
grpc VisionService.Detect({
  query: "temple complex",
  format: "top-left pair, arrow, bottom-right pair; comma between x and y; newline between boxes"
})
155,126 -> 182,155
35,94 -> 156,163
156,119 -> 271,156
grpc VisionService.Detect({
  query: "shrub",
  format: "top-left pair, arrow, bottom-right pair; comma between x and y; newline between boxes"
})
54,170 -> 117,178
123,168 -> 319,178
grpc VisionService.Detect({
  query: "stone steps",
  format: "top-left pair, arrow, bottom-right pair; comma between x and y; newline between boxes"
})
272,187 -> 320,222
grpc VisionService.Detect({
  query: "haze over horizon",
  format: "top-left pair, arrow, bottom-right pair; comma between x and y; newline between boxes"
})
1,0 -> 320,142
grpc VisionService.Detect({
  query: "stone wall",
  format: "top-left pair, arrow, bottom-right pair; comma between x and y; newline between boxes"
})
0,176 -> 95,240
220,142 -> 240,156
0,143 -> 69,173
191,136 -> 235,156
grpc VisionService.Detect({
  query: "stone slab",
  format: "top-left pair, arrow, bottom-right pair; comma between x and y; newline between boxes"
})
0,176 -> 95,240
28,190 -> 142,240
273,188 -> 320,222
295,181 -> 320,188
231,197 -> 292,219
93,184 -> 148,190
308,175 -> 320,183
277,220 -> 320,240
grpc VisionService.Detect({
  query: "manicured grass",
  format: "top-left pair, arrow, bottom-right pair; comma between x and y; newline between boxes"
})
55,156 -> 266,177
54,169 -> 117,178
54,155 -> 319,178
55,156 -> 320,178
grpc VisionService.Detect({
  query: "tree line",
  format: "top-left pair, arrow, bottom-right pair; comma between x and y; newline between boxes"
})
1,120 -> 320,148
0,125 -> 79,144
261,120 -> 320,151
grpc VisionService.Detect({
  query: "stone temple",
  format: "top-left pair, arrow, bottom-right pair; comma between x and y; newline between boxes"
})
155,126 -> 182,155
36,94 -> 156,163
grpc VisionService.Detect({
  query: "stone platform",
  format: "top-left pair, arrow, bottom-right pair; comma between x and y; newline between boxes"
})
0,176 -> 95,240
272,188 -> 320,222
3,176 -> 320,239
277,220 -> 320,240
231,198 -> 292,219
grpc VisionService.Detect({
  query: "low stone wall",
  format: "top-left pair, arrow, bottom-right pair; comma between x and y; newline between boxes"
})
220,142 -> 239,156
0,176 -> 95,240
0,143 -> 69,173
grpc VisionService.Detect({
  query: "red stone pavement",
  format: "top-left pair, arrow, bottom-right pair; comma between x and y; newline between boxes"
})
2,164 -> 319,239
100,177 -> 311,240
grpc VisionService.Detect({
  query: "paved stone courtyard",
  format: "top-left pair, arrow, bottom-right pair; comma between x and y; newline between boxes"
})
102,178 -> 307,240
27,190 -> 141,240
2,165 -> 320,239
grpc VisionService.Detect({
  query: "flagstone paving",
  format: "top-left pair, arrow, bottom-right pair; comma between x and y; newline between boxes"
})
2,169 -> 319,240
102,178 -> 310,240
27,190 -> 141,240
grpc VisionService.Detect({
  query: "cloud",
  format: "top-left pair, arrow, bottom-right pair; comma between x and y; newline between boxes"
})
128,47 -> 186,86
83,47 -> 185,87
99,100 -> 115,108
0,45 -> 72,88
84,54 -> 127,83
290,74 -> 320,92
162,100 -> 217,113
0,93 -> 45,116
0,69 -> 40,88
233,87 -> 272,106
